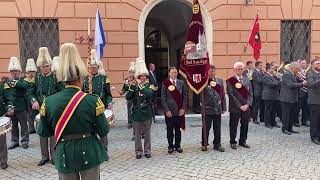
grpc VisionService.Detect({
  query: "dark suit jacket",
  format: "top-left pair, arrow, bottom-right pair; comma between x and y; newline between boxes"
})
161,79 -> 187,116
148,70 -> 158,87
280,71 -> 303,103
227,76 -> 253,113
203,77 -> 226,115
307,69 -> 320,105
262,73 -> 281,101
252,69 -> 264,97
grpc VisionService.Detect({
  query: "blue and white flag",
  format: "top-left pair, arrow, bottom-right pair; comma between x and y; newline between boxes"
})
95,9 -> 106,60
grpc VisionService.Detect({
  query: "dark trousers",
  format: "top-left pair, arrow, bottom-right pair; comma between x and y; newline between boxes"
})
0,134 -> 7,164
253,96 -> 264,122
127,101 -> 133,125
309,105 -> 320,141
297,95 -> 310,124
165,116 -> 181,149
201,115 -> 221,147
275,100 -> 282,121
11,111 -> 29,145
229,112 -> 249,144
281,102 -> 297,131
264,100 -> 277,126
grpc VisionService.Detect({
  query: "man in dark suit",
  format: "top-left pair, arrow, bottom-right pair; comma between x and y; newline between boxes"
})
161,67 -> 187,154
280,62 -> 307,135
227,62 -> 253,150
262,64 -> 281,129
148,63 -> 159,116
201,65 -> 226,152
252,61 -> 264,124
307,59 -> 320,145
243,61 -> 254,118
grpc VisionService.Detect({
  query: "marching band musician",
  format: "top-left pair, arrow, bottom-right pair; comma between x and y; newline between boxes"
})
29,47 -> 65,166
201,65 -> 226,152
83,49 -> 112,161
0,77 -> 15,169
227,62 -> 253,150
37,43 -> 109,180
252,61 -> 265,124
126,58 -> 154,159
25,58 -> 38,134
7,57 -> 30,150
280,62 -> 307,135
262,63 -> 281,129
307,59 -> 320,145
161,67 -> 187,154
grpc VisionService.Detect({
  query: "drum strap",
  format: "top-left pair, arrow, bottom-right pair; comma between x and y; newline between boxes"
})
54,91 -> 87,146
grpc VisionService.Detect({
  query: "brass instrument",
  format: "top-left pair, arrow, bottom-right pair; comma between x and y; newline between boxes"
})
297,68 -> 308,93
246,69 -> 253,81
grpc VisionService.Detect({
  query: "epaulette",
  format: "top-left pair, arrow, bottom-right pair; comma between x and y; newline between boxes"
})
3,83 -> 10,89
7,80 -> 17,88
96,97 -> 105,116
149,84 -> 157,91
24,78 -> 35,84
105,78 -> 110,84
40,99 -> 46,117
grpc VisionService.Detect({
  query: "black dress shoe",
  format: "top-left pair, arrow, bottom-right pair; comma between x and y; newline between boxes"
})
265,125 -> 273,129
302,123 -> 310,127
168,148 -> 174,154
253,120 -> 260,124
22,144 -> 29,149
0,162 -> 8,169
213,146 -> 225,152
288,129 -> 299,134
272,124 -> 280,128
176,147 -> 183,153
230,144 -> 237,150
136,155 -> 142,159
293,123 -> 300,127
282,130 -> 292,135
127,124 -> 133,129
145,154 -> 151,158
38,159 -> 49,166
239,143 -> 250,148
201,146 -> 207,151
50,160 -> 55,165
29,130 -> 36,134
8,143 -> 19,150
312,139 -> 320,145
131,137 -> 135,141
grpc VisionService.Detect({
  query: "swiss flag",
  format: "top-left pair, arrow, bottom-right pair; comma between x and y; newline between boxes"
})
248,15 -> 261,60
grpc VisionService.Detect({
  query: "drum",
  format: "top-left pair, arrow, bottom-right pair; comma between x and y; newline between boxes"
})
34,113 -> 40,128
0,117 -> 12,135
104,109 -> 114,126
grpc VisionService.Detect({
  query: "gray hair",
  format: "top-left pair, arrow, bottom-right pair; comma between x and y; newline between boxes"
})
289,61 -> 300,68
233,62 -> 245,69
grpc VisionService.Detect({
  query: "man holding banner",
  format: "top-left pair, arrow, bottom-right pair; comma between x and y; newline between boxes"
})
179,0 -> 210,149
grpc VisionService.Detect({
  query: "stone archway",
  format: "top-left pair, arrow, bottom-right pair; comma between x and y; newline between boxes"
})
138,0 -> 213,64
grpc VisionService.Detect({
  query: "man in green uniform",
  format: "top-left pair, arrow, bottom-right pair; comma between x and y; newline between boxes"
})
83,49 -> 112,160
7,57 -> 30,150
29,47 -> 64,166
25,58 -> 37,134
126,58 -> 154,159
0,80 -> 15,169
37,43 -> 108,180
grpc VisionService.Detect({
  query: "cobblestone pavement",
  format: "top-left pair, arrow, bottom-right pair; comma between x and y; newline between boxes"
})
1,98 -> 320,180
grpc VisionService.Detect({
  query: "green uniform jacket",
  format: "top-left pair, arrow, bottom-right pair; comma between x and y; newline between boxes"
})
28,72 -> 65,106
8,78 -> 29,112
0,83 -> 14,115
125,83 -> 154,122
37,85 -> 109,174
25,77 -> 38,117
83,74 -> 112,106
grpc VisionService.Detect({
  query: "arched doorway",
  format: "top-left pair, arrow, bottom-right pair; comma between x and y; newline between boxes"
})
139,0 -> 213,113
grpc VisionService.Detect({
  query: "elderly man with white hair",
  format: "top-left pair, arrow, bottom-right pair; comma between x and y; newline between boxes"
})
280,61 -> 307,135
226,62 -> 253,150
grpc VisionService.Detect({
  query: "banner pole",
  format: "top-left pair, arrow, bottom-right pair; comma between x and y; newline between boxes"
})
200,91 -> 208,149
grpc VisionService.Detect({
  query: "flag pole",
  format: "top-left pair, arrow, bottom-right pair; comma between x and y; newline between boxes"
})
201,91 -> 208,149
87,18 -> 93,94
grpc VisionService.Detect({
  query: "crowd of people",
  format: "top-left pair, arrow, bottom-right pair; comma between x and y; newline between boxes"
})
0,42 -> 319,179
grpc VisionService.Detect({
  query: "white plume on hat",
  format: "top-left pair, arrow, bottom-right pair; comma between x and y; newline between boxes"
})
8,56 -> 22,71
25,58 -> 37,72
128,62 -> 135,72
57,43 -> 88,82
52,56 -> 61,72
134,57 -> 149,78
37,47 -> 52,67
90,49 -> 105,76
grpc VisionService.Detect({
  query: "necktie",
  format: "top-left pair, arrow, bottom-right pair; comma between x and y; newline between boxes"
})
239,77 -> 243,84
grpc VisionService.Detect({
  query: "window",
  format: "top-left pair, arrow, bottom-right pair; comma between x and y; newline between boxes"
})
280,20 -> 311,62
18,19 -> 59,70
